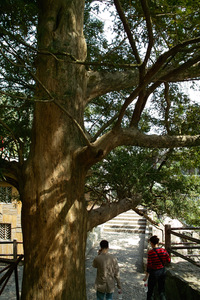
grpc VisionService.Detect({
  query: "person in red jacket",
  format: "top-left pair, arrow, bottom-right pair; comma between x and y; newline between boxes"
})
143,235 -> 171,300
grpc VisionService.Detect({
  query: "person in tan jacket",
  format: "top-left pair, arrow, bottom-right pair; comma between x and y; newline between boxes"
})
93,240 -> 121,300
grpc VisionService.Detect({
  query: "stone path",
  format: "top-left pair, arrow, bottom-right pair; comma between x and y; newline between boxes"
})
0,232 -> 147,300
86,232 -> 147,300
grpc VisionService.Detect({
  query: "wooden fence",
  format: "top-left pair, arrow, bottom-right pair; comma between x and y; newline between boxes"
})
0,240 -> 24,299
165,225 -> 200,268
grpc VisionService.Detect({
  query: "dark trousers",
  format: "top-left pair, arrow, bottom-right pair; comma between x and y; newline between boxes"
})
147,267 -> 166,300
96,291 -> 113,300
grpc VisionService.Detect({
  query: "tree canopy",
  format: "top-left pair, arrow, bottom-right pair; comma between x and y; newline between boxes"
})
0,1 -> 200,298
1,0 -> 200,222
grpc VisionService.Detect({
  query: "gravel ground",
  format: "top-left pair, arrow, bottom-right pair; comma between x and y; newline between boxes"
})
0,232 -> 147,300
86,232 -> 147,300
1,232 -> 199,299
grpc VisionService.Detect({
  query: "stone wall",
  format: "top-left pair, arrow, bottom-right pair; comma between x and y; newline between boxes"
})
86,225 -> 102,255
165,269 -> 200,300
153,269 -> 200,300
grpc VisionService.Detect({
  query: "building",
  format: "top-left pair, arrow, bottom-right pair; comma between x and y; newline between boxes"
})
0,182 -> 23,258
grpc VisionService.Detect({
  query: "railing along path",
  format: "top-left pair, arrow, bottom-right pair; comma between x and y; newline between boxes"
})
165,225 -> 200,268
0,240 -> 23,299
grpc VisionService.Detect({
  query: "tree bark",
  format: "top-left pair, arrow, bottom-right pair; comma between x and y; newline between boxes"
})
21,167 -> 88,299
20,1 -> 90,299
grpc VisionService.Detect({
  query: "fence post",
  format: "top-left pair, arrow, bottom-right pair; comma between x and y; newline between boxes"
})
13,239 -> 17,260
13,240 -> 20,300
165,225 -> 171,255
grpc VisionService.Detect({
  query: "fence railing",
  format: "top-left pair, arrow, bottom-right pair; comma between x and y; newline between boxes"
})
0,239 -> 23,259
165,225 -> 200,268
0,240 -> 24,299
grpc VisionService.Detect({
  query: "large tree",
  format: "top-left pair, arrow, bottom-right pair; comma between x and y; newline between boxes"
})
0,0 -> 200,299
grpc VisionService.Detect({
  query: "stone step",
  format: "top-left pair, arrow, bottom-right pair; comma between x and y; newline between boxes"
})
102,209 -> 147,234
104,221 -> 146,226
111,215 -> 146,220
104,220 -> 146,226
115,210 -> 146,216
106,213 -> 146,222
103,223 -> 146,228
103,228 -> 146,234
109,213 -> 145,218
103,225 -> 146,232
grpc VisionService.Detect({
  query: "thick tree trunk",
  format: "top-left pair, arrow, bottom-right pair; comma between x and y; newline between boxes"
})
21,169 -> 88,299
20,1 -> 89,299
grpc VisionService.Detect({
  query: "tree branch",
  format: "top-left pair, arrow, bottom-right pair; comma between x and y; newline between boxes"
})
91,113 -> 119,142
87,196 -> 142,231
133,207 -> 159,226
159,53 -> 200,83
140,0 -> 154,67
53,100 -> 91,147
86,37 -> 200,102
85,63 -> 200,104
86,69 -> 139,102
78,127 -> 200,168
164,82 -> 171,134
139,37 -> 200,88
113,0 -> 141,64
96,50 -> 200,128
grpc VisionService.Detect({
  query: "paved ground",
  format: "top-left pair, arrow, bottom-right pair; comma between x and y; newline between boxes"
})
0,232 -> 147,300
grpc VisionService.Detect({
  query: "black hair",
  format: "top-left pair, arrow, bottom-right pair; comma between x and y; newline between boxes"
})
100,240 -> 109,249
149,235 -> 159,245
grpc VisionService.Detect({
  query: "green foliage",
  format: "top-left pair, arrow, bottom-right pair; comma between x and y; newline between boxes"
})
86,144 -> 200,226
0,94 -> 33,160
0,0 -> 200,225
84,1 -> 110,68
86,86 -> 200,226
85,0 -> 200,67
0,0 -> 37,160
85,91 -> 136,138
150,0 -> 200,43
0,0 -> 37,36
149,83 -> 200,135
